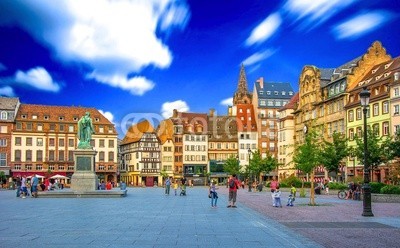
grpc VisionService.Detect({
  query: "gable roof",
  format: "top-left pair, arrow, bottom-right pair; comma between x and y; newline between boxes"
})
122,120 -> 155,145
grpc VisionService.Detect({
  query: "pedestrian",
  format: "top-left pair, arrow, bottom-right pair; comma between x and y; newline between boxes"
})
44,178 -> 50,191
21,175 -> 27,199
270,177 -> 279,206
31,175 -> 39,198
173,180 -> 179,196
209,181 -> 219,208
287,184 -> 296,207
15,176 -> 21,197
165,177 -> 171,195
227,174 -> 240,208
273,186 -> 282,208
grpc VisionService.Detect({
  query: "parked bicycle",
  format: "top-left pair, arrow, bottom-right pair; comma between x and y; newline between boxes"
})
338,189 -> 350,199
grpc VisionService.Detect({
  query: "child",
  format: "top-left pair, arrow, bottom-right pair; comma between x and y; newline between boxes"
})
273,186 -> 282,208
209,181 -> 219,208
287,184 -> 296,207
173,180 -> 178,196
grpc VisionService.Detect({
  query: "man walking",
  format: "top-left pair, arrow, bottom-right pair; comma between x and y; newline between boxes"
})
227,174 -> 240,208
165,177 -> 171,195
31,175 -> 39,198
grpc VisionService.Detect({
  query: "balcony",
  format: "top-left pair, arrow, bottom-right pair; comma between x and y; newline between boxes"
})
141,168 -> 160,174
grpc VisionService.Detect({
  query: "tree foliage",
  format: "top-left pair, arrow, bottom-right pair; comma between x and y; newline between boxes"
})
320,131 -> 349,177
249,150 -> 278,182
223,155 -> 241,176
292,127 -> 323,205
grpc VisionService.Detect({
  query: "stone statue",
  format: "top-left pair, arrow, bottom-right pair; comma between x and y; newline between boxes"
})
77,112 -> 95,149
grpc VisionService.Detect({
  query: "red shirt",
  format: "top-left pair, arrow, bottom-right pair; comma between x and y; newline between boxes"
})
228,178 -> 240,192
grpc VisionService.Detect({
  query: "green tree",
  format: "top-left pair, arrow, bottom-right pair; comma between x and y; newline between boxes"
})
354,129 -> 391,179
292,127 -> 323,206
383,129 -> 400,184
223,155 -> 241,176
249,150 -> 279,183
320,131 -> 349,181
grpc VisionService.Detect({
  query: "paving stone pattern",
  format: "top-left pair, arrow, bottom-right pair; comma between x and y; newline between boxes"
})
1,186 -> 400,248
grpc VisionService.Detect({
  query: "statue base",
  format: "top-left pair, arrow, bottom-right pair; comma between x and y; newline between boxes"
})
70,149 -> 98,192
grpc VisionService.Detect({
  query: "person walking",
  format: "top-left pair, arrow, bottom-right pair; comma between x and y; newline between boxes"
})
209,181 -> 219,208
31,175 -> 39,198
165,177 -> 171,195
227,174 -> 240,208
15,176 -> 21,197
173,180 -> 179,196
270,177 -> 279,207
21,175 -> 27,199
273,186 -> 282,208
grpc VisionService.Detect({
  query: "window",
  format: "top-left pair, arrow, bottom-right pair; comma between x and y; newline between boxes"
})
0,111 -> 7,120
36,150 -> 43,162
69,125 -> 74,132
68,139 -> 74,147
49,150 -> 55,161
59,150 -> 65,161
395,105 -> 400,115
99,125 -> 104,133
349,128 -> 354,140
37,138 -> 43,146
373,124 -> 379,135
356,108 -> 362,120
26,123 -> 32,131
49,138 -> 55,146
383,122 -> 389,136
68,151 -> 74,161
59,124 -> 65,132
36,164 -> 42,170
382,101 -> 389,114
37,124 -> 43,131
108,152 -> 114,162
59,138 -> 64,147
15,150 -> 21,161
50,124 -> 55,131
348,110 -> 354,122
26,150 -> 32,161
108,140 -> 114,148
16,122 -> 22,130
99,151 -> 105,161
15,137 -> 21,146
99,139 -> 105,147
0,153 -> 6,166
373,103 -> 379,116
0,138 -> 6,146
26,137 -> 32,146
0,126 -> 7,133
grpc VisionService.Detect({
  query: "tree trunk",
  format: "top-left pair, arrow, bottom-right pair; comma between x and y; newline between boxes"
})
309,171 -> 316,206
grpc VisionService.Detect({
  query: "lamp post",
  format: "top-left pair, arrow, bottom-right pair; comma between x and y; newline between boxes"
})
248,148 -> 252,192
360,87 -> 373,217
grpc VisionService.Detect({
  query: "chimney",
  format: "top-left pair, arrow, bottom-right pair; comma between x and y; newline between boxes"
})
257,77 -> 264,89
209,108 -> 215,117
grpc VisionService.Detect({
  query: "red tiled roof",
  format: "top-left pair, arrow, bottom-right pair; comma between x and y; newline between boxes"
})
121,120 -> 155,144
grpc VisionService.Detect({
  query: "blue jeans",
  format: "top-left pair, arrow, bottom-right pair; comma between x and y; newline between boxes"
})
165,185 -> 170,194
211,191 -> 218,206
274,197 -> 282,207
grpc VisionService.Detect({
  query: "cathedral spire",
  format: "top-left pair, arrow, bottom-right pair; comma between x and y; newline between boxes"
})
233,64 -> 252,105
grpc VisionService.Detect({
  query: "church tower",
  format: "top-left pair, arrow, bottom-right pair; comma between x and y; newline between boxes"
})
233,64 -> 252,105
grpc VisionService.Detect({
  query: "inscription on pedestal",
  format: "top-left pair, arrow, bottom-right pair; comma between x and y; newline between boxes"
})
76,157 -> 92,171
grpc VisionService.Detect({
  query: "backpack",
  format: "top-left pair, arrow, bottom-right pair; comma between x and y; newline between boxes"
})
229,179 -> 236,189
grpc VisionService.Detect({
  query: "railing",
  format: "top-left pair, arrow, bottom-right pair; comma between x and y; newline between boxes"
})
141,168 -> 160,174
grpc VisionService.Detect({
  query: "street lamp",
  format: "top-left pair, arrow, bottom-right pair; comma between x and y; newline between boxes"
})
360,87 -> 373,217
248,148 -> 252,192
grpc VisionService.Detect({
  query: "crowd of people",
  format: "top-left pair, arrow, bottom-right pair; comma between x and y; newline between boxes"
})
13,175 -> 66,199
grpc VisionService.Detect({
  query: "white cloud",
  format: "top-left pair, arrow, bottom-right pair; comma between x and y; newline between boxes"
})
242,49 -> 277,66
87,72 -> 154,96
283,0 -> 357,30
99,109 -> 114,123
161,100 -> 189,119
15,67 -> 61,92
332,11 -> 394,39
0,0 -> 190,95
0,63 -> 6,71
0,86 -> 15,96
246,12 -> 281,46
220,98 -> 233,106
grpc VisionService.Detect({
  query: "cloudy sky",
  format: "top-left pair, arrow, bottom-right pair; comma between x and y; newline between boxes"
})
0,0 -> 399,138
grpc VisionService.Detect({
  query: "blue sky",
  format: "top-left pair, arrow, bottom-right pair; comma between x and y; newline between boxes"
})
0,0 -> 399,138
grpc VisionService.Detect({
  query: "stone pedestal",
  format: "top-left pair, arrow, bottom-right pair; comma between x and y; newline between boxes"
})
71,149 -> 98,192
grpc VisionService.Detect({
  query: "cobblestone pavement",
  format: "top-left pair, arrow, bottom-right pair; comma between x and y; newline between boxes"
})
218,186 -> 400,248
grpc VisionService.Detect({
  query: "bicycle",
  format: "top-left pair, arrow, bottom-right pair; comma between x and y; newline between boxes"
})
338,189 -> 350,199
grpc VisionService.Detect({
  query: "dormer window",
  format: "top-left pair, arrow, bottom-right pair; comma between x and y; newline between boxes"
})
59,116 -> 64,121
32,115 -> 37,119
1,111 -> 7,120
395,72 -> 399,81
282,91 -> 286,95
266,91 -> 271,95
95,118 -> 100,122
73,116 -> 78,121
274,91 -> 278,95
21,114 -> 27,119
